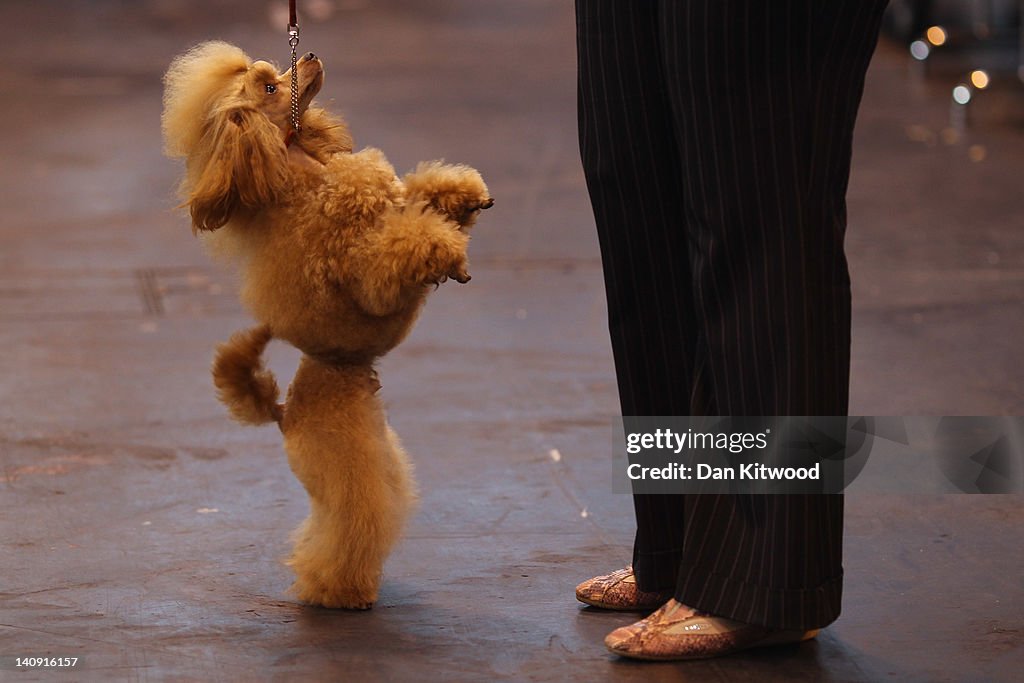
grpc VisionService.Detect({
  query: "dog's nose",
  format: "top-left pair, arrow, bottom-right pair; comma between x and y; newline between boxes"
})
304,52 -> 317,61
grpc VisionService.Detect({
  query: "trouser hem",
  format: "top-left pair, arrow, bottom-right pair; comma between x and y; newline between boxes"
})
675,569 -> 844,631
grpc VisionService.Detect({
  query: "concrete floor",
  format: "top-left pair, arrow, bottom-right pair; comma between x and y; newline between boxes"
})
1,1 -> 1022,681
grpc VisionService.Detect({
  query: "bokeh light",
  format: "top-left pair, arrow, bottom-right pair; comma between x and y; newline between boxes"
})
926,25 -> 948,46
910,40 -> 930,60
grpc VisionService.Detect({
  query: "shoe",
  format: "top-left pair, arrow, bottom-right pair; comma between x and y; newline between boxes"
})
575,566 -> 674,611
604,599 -> 820,661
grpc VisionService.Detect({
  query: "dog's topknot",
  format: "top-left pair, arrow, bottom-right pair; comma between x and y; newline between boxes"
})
162,41 -> 251,158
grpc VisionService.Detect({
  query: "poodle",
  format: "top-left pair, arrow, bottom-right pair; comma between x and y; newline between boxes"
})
161,41 -> 492,609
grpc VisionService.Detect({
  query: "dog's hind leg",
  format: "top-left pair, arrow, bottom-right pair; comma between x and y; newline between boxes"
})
281,359 -> 416,609
287,499 -> 389,609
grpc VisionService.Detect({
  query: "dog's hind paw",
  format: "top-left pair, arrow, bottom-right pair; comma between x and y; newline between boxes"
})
292,577 -> 378,610
321,596 -> 375,610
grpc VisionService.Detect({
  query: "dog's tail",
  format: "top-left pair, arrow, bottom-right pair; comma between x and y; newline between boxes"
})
212,325 -> 283,425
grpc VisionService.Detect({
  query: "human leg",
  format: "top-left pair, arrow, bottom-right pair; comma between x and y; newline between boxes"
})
576,0 -> 698,593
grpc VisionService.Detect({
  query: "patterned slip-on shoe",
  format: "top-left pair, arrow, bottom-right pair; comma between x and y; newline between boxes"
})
605,599 -> 819,661
575,566 -> 673,611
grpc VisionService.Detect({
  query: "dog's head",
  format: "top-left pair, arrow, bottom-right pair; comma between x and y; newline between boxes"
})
162,41 -> 350,232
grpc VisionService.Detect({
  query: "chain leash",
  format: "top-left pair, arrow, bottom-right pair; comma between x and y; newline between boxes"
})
288,0 -> 301,133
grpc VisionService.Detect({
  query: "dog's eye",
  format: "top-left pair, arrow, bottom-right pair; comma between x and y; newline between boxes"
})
265,84 -> 277,94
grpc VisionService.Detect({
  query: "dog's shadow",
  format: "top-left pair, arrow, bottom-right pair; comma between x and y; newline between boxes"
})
278,586 -> 484,665
269,580 -> 566,673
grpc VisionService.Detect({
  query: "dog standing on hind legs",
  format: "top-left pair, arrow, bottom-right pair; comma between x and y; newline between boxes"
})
214,326 -> 414,610
161,41 -> 493,609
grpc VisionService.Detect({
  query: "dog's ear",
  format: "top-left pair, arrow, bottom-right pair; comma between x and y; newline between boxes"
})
188,108 -> 290,232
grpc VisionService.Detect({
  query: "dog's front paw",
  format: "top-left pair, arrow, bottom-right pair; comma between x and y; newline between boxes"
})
426,262 -> 471,288
448,260 -> 471,284
404,161 -> 493,230
454,197 -> 494,231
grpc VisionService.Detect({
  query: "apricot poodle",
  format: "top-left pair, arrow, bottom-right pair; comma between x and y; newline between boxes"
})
161,41 -> 491,609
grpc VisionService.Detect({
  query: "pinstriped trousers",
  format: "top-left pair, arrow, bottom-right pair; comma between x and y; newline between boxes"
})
577,1 -> 887,630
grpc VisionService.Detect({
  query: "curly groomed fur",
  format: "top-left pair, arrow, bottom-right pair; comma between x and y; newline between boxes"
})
162,42 -> 492,609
